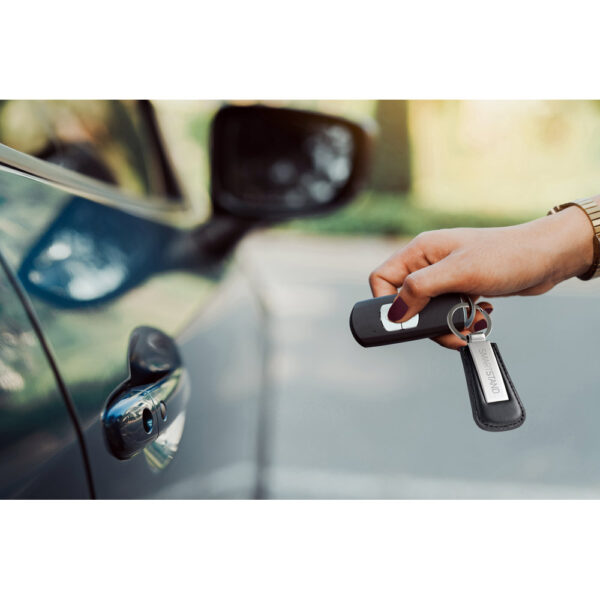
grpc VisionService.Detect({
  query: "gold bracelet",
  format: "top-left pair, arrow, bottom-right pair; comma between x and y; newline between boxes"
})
548,198 -> 600,280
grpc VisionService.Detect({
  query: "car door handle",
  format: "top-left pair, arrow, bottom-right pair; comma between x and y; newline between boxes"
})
102,326 -> 189,466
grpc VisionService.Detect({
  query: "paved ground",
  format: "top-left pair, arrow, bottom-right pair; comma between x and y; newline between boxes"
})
240,231 -> 600,498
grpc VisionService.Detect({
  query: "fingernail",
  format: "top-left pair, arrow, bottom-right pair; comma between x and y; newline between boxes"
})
483,306 -> 493,314
474,319 -> 487,331
388,296 -> 409,322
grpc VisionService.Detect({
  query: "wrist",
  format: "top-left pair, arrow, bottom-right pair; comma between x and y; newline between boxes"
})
546,203 -> 596,280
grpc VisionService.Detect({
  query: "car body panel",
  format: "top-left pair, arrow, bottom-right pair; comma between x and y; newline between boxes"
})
0,249 -> 89,498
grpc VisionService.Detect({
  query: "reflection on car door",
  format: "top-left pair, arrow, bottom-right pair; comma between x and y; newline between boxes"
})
0,165 -> 267,498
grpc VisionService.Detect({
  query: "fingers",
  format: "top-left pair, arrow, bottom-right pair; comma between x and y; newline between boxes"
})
369,270 -> 403,297
368,250 -> 413,298
369,232 -> 453,298
387,256 -> 467,323
431,302 -> 494,350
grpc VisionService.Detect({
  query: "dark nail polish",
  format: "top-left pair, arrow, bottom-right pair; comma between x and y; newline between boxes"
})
474,319 -> 487,331
388,296 -> 409,322
483,306 -> 493,314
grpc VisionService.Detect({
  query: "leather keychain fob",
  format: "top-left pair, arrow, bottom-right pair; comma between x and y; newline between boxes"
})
350,293 -> 473,347
448,302 -> 526,432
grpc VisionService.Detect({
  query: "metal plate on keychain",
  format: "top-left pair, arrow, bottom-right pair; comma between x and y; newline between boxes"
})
447,301 -> 526,432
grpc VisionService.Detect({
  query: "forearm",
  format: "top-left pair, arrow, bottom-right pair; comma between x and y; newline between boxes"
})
370,194 -> 600,351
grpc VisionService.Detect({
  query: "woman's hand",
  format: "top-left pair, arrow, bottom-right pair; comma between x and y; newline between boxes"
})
369,205 -> 596,349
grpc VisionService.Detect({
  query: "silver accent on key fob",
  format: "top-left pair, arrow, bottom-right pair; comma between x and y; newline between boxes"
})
447,302 -> 507,403
446,298 -> 479,342
466,333 -> 509,403
447,303 -> 508,402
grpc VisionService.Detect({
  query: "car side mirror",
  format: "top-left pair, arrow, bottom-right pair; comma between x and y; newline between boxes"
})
209,104 -> 370,221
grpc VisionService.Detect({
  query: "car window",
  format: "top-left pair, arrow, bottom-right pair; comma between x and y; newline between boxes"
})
0,100 -> 179,201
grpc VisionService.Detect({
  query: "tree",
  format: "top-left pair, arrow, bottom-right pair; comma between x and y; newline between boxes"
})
371,100 -> 412,193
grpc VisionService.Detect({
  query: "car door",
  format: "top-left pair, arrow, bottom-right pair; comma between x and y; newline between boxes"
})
0,101 -> 268,498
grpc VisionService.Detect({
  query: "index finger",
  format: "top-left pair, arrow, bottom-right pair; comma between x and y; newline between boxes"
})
369,270 -> 406,297
368,249 -> 414,297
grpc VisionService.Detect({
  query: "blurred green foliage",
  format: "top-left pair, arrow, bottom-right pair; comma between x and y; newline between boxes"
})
283,191 -> 535,237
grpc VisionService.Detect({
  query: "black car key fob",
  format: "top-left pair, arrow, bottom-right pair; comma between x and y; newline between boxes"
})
350,293 -> 471,347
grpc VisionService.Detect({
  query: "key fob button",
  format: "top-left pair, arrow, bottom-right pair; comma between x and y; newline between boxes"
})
379,303 -> 420,331
380,303 -> 404,331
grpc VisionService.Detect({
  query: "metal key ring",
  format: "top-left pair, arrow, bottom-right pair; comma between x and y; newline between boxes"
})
463,295 -> 476,329
447,300 -> 492,342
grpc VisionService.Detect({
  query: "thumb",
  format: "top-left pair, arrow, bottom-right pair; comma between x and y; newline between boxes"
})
387,257 -> 464,323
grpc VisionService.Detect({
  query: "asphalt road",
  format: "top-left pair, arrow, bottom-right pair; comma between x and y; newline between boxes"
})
240,230 -> 600,498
